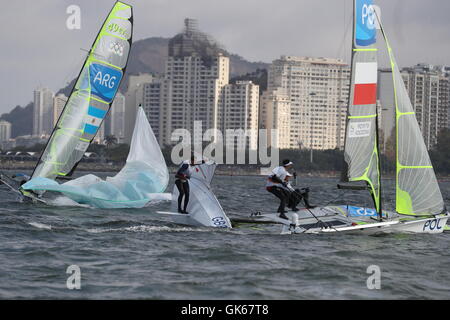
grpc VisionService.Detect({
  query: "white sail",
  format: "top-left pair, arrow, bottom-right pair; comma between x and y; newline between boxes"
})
380,34 -> 445,216
22,108 -> 171,208
171,162 -> 232,228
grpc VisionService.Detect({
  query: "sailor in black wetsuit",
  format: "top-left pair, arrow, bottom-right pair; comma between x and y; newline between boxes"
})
175,155 -> 196,214
266,160 -> 315,219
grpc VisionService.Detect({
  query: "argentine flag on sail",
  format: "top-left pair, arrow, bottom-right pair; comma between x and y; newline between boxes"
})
84,106 -> 107,135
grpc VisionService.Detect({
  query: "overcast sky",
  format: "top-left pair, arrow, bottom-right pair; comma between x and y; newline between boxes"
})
1,0 -> 449,114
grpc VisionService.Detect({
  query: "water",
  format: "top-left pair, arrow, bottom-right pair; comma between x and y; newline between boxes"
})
0,173 -> 449,299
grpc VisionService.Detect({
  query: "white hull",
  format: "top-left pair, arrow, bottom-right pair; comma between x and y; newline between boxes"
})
283,213 -> 449,235
156,211 -> 232,229
247,206 -> 449,235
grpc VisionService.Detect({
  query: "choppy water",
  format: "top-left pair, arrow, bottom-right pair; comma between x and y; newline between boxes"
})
0,172 -> 449,299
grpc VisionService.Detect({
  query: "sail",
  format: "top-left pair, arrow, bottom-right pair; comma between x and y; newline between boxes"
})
171,162 -> 232,228
342,0 -> 381,214
31,2 -> 133,181
378,25 -> 445,216
22,108 -> 171,208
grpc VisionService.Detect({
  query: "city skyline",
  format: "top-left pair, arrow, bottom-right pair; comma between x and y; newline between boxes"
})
1,0 -> 450,114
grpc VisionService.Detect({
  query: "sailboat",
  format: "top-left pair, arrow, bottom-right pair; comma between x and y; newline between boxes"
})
22,107 -> 171,208
250,0 -> 449,234
2,2 -> 170,208
157,161 -> 233,228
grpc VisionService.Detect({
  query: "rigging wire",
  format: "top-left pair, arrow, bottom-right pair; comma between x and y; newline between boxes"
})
336,0 -> 352,62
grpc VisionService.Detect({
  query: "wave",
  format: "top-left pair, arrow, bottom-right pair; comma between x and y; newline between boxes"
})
28,222 -> 52,230
86,224 -> 214,234
46,196 -> 91,208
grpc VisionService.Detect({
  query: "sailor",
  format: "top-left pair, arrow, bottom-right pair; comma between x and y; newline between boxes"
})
12,173 -> 30,186
287,183 -> 315,210
266,159 -> 295,219
174,155 -> 196,214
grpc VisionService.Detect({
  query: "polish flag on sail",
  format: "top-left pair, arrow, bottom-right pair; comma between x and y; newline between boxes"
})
354,62 -> 377,105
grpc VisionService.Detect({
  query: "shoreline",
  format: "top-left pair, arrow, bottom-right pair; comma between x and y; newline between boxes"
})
2,161 -> 450,181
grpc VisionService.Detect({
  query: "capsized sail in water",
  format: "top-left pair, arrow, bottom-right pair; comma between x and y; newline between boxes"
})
22,108 -> 171,208
158,161 -> 232,228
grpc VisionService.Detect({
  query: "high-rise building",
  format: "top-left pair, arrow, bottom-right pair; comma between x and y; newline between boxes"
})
265,56 -> 350,150
123,73 -> 155,144
401,64 -> 450,149
160,18 -> 230,146
377,69 -> 395,145
438,75 -> 449,132
222,81 -> 259,150
93,123 -> 105,144
139,79 -> 169,144
260,88 -> 291,149
33,87 -> 54,136
53,93 -> 68,127
108,92 -> 126,143
0,120 -> 12,142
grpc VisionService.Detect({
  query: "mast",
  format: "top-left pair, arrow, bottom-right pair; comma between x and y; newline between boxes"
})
342,0 -> 382,220
30,2 -> 133,182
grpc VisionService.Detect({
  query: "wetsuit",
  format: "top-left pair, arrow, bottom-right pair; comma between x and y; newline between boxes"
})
286,184 -> 313,209
175,161 -> 192,213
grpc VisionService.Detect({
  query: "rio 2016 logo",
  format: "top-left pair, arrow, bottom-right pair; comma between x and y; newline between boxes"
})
212,216 -> 228,228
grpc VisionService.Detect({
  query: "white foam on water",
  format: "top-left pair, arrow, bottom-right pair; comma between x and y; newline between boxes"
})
86,225 -> 215,234
28,222 -> 52,230
47,196 -> 90,208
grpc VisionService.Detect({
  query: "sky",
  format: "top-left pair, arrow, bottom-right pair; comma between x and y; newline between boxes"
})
1,0 -> 450,114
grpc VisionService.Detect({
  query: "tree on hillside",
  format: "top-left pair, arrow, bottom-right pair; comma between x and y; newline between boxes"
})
105,135 -> 118,149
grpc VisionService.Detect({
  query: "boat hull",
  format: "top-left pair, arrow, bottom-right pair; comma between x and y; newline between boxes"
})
156,211 -> 232,229
248,206 -> 450,235
289,213 -> 450,235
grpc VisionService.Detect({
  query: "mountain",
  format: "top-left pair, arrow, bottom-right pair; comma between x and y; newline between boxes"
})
128,37 -> 268,76
57,37 -> 269,95
230,68 -> 268,93
0,102 -> 33,138
122,37 -> 269,92
1,37 -> 269,138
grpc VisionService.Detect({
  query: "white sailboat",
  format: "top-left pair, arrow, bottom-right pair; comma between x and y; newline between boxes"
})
251,0 -> 449,234
4,2 -> 171,208
157,161 -> 233,229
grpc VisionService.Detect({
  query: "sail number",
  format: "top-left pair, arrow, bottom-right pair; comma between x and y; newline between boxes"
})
107,23 -> 128,38
423,219 -> 443,231
212,217 -> 228,228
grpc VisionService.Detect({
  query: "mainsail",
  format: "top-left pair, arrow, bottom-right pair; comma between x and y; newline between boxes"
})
378,24 -> 445,216
30,1 -> 133,181
342,0 -> 381,215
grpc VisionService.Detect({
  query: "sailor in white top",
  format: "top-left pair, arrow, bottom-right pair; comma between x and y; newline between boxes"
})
266,160 -> 295,219
266,160 -> 315,219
